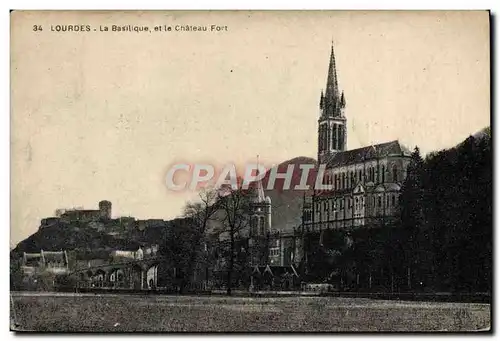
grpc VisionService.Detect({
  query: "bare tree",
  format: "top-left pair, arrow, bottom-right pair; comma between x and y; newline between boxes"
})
216,183 -> 255,295
181,187 -> 220,292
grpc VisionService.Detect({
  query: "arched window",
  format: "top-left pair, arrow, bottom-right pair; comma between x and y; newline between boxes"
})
392,195 -> 396,207
393,165 -> 398,182
381,165 -> 386,183
319,125 -> 323,151
333,124 -> 338,150
251,216 -> 258,235
259,216 -> 265,235
378,196 -> 382,208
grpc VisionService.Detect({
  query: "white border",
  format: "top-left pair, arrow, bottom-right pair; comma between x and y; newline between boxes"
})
3,1 -> 497,340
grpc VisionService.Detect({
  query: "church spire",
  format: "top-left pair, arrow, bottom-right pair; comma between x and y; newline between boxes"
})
317,42 -> 347,164
322,43 -> 342,117
326,43 -> 339,98
255,155 -> 266,203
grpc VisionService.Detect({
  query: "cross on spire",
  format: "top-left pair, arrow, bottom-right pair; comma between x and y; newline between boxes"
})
320,42 -> 345,118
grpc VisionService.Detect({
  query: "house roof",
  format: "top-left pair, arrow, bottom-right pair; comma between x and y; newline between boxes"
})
325,140 -> 411,168
24,252 -> 42,259
42,251 -> 67,264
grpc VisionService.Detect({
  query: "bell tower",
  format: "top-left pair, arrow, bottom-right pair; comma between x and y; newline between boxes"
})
317,43 -> 346,164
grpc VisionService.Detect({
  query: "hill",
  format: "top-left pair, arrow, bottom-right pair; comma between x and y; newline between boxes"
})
10,219 -> 171,259
261,156 -> 317,234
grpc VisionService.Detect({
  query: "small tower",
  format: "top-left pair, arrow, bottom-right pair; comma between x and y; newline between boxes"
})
248,165 -> 272,267
318,43 -> 347,164
251,174 -> 272,236
99,200 -> 112,220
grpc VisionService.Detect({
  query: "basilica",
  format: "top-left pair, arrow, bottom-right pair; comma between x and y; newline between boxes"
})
302,44 -> 412,232
246,44 -> 413,283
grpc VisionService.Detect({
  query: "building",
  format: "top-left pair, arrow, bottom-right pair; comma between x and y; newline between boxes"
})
21,250 -> 69,275
302,44 -> 412,232
48,200 -> 113,225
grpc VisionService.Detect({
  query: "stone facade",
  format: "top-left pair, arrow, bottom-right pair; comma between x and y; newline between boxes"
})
304,45 -> 411,232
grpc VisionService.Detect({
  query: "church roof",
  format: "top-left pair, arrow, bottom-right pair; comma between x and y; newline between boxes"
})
325,140 -> 411,168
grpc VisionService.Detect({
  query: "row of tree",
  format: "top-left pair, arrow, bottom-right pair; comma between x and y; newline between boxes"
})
160,184 -> 258,295
399,135 -> 492,292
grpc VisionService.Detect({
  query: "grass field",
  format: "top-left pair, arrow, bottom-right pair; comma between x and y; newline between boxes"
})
10,292 -> 491,332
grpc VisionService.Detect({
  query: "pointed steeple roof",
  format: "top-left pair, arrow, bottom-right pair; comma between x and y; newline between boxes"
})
322,43 -> 342,118
325,43 -> 339,101
256,176 -> 266,203
251,155 -> 267,203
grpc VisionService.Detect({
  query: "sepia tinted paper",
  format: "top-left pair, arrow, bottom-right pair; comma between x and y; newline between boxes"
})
10,10 -> 491,332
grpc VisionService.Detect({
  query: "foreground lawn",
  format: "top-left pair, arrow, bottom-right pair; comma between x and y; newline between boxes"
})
11,293 -> 491,332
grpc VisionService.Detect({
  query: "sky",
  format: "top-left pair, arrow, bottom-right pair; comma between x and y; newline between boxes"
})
10,11 -> 490,246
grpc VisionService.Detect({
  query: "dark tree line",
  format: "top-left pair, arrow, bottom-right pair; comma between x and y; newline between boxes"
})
401,135 -> 492,293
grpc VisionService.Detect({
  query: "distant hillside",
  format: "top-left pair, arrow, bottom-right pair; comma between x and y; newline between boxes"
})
454,126 -> 491,149
261,156 -> 317,234
10,219 -> 171,259
473,126 -> 491,140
